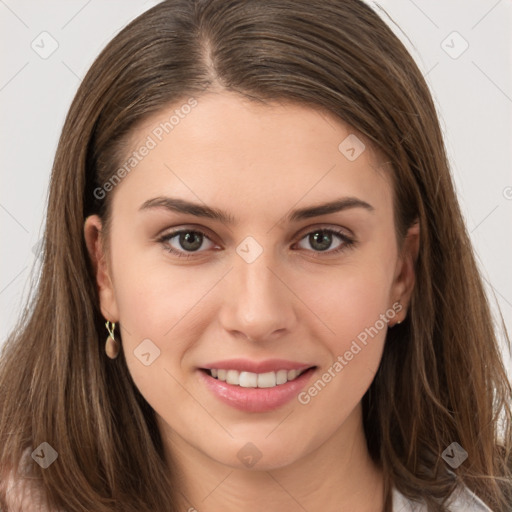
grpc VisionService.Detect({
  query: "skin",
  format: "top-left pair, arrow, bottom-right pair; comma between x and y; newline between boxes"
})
84,91 -> 419,512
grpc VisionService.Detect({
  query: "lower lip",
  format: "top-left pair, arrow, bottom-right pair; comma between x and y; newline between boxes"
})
198,368 -> 316,413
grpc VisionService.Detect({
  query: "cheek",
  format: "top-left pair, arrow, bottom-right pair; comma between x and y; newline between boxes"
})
109,229 -> 206,339
294,247 -> 396,393
297,259 -> 394,347
109,242 -> 220,381
294,266 -> 393,435
110,259 -> 212,408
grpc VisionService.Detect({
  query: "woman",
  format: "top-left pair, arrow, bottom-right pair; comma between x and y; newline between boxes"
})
0,0 -> 511,511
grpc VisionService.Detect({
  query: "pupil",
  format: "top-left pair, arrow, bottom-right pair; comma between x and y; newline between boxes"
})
310,231 -> 331,251
180,232 -> 202,251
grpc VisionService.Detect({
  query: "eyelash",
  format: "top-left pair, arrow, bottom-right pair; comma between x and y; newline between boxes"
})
157,227 -> 356,259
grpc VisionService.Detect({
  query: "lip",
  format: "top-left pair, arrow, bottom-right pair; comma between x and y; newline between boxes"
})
201,358 -> 313,374
198,364 -> 317,413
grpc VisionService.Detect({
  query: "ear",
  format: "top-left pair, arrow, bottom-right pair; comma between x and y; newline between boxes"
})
84,215 -> 119,322
390,220 -> 420,323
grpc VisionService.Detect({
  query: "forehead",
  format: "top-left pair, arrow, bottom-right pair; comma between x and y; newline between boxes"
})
112,92 -> 392,219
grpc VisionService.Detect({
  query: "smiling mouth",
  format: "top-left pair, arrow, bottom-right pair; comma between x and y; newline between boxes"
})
200,367 -> 316,388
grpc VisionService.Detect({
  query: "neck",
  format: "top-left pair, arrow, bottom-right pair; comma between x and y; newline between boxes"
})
159,403 -> 385,512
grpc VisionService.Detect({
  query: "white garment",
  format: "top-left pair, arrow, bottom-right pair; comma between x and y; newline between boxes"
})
392,485 -> 494,511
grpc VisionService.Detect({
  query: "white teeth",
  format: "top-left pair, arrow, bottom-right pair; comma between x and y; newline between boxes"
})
258,371 -> 276,388
276,369 -> 288,385
226,369 -> 239,385
207,368 -> 308,388
287,369 -> 298,380
239,371 -> 258,388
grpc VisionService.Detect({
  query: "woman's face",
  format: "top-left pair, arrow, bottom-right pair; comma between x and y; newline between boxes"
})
85,92 -> 417,472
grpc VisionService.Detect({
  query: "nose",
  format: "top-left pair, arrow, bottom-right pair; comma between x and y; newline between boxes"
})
218,247 -> 298,343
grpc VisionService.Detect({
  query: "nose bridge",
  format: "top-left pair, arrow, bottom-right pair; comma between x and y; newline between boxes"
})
220,240 -> 295,340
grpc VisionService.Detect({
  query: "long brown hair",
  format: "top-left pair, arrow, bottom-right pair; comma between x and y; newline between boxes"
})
1,1 -> 511,511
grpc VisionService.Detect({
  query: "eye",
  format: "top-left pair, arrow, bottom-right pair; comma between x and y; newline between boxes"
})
158,229 -> 217,257
294,228 -> 355,255
157,226 -> 355,259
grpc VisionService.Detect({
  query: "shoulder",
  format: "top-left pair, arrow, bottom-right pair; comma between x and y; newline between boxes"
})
2,473 -> 51,512
1,447 -> 55,512
392,484 -> 494,512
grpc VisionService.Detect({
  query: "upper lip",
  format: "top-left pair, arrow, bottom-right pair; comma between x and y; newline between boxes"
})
200,359 -> 315,374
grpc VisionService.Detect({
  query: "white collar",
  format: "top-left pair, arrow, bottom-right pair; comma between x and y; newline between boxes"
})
392,485 -> 494,511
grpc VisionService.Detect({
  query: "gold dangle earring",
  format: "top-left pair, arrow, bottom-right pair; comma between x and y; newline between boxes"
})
105,321 -> 120,359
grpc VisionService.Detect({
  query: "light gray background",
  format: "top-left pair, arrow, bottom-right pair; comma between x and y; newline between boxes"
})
1,0 -> 511,379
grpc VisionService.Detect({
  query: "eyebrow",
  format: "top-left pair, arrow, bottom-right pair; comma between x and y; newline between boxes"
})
139,196 -> 375,224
